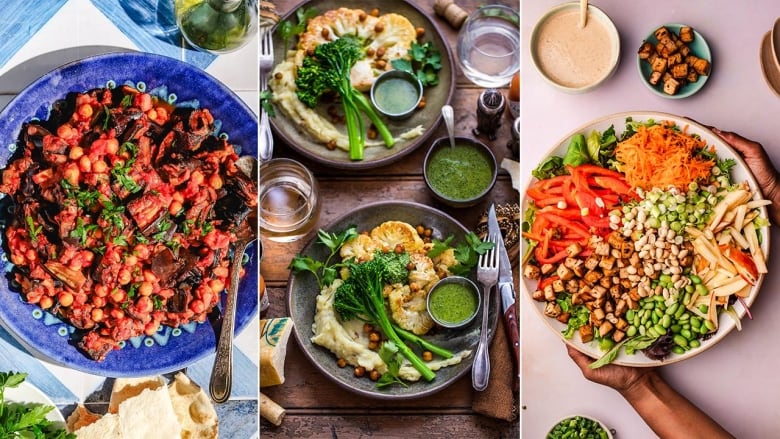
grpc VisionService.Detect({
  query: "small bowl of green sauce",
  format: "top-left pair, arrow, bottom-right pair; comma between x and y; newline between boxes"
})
424,136 -> 497,208
427,276 -> 481,329
370,70 -> 423,120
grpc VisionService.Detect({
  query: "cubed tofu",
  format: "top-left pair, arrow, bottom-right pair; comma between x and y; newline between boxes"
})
606,232 -> 624,249
637,42 -> 654,59
532,289 -> 545,301
612,329 -> 626,343
628,287 -> 641,302
679,26 -> 694,43
580,324 -> 594,343
523,264 -> 541,280
663,77 -> 681,95
685,55 -> 699,67
620,242 -> 634,258
584,256 -> 600,271
583,270 -> 601,285
678,44 -> 691,57
609,285 -> 622,300
667,52 -> 683,66
654,26 -> 670,41
544,284 -> 556,301
671,62 -> 688,79
540,263 -> 556,275
565,258 -> 585,277
544,302 -> 562,318
565,279 -> 579,294
651,56 -> 668,73
598,321 -> 614,336
565,242 -> 583,258
556,312 -> 571,324
615,318 -> 629,331
615,299 -> 628,316
687,70 -> 699,83
593,241 -> 611,256
693,58 -> 710,75
556,264 -> 575,281
648,70 -> 663,86
592,308 -> 605,321
598,256 -> 616,270
604,301 -> 615,314
552,279 -> 565,293
572,292 -> 584,305
591,285 -> 607,299
659,38 -> 678,57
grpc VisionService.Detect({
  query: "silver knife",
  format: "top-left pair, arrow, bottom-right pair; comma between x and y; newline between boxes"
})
487,204 -> 520,391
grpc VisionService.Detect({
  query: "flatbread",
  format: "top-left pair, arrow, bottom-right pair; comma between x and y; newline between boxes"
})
168,373 -> 219,439
108,376 -> 165,414
66,404 -> 103,432
118,387 -> 182,439
73,413 -> 122,439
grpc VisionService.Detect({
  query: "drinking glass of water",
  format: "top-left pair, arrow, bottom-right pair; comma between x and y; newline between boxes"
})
457,5 -> 520,88
259,158 -> 320,243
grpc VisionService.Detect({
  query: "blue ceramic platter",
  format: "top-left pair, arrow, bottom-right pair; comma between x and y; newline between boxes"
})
0,52 -> 258,377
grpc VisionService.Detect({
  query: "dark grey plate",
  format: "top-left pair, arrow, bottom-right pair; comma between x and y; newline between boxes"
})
286,201 -> 499,399
271,0 -> 455,170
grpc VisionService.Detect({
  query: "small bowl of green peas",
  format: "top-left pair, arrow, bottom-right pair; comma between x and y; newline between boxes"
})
547,415 -> 613,439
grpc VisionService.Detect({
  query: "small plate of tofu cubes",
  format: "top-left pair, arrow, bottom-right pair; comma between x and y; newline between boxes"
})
637,24 -> 712,98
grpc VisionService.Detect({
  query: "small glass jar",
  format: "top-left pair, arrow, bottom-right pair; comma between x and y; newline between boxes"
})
176,0 -> 258,54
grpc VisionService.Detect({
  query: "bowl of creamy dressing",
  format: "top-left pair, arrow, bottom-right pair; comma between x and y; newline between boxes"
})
530,2 -> 620,93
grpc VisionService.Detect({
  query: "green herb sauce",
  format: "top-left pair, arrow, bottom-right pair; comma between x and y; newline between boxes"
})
373,77 -> 419,115
427,144 -> 493,200
429,282 -> 478,324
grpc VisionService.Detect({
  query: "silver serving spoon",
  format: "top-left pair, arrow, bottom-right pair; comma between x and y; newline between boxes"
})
209,155 -> 258,404
442,105 -> 456,149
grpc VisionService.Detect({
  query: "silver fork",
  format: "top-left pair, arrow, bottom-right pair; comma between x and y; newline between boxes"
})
472,233 -> 499,391
259,27 -> 274,161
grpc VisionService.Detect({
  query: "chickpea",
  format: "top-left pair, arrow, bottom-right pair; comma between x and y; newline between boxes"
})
369,331 -> 381,343
417,96 -> 427,109
77,103 -> 93,119
394,244 -> 404,254
416,225 -> 425,235
58,292 -> 74,307
369,8 -> 379,17
354,366 -> 366,378
367,126 -> 377,140
374,22 -> 385,33
92,159 -> 108,174
375,59 -> 386,69
367,340 -> 379,350
375,47 -> 386,58
358,11 -> 367,21
125,255 -> 138,266
423,228 -> 432,237
369,370 -> 381,381
91,308 -> 104,323
406,262 -> 415,271
105,138 -> 119,155
337,358 -> 347,368
409,282 -> 420,292
69,146 -> 84,160
363,323 -> 374,333
422,351 -> 433,362
39,296 -> 53,310
274,72 -> 283,80
139,281 -> 154,297
415,27 -> 426,39
209,173 -> 223,190
326,140 -> 337,151
365,47 -> 376,57
321,27 -> 330,38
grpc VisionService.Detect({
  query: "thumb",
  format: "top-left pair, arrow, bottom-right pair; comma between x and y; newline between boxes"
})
566,344 -> 595,369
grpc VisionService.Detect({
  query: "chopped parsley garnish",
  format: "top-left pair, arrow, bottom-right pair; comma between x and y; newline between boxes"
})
120,94 -> 133,108
70,218 -> 99,247
25,215 -> 42,243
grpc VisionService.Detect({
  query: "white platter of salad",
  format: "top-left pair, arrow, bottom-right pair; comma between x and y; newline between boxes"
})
521,112 -> 771,367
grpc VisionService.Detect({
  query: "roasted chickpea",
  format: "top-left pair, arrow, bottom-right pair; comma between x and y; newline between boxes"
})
406,262 -> 415,270
369,8 -> 379,17
422,351 -> 433,362
274,72 -> 283,80
367,340 -> 379,350
326,140 -> 337,150
367,126 -> 377,140
409,282 -> 421,292
369,370 -> 381,381
375,47 -> 386,58
394,244 -> 405,254
375,59 -> 386,69
358,11 -> 367,21
354,366 -> 366,378
423,228 -> 432,237
374,22 -> 384,33
415,27 -> 426,39
417,96 -> 427,109
369,331 -> 381,343
337,358 -> 347,368
321,28 -> 330,38
366,47 -> 376,57
416,225 -> 425,235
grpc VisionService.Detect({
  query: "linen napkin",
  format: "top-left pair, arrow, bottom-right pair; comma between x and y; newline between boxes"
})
472,315 -> 519,421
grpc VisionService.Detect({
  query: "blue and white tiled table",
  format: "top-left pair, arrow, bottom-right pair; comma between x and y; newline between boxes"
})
0,1 -> 259,437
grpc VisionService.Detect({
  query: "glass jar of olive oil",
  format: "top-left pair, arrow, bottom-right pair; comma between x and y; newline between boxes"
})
176,0 -> 258,54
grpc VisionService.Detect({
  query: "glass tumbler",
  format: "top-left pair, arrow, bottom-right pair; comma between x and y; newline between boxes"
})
258,158 -> 320,243
456,5 -> 520,88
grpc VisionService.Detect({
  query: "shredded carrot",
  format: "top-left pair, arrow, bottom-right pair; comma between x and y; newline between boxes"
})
615,123 -> 714,191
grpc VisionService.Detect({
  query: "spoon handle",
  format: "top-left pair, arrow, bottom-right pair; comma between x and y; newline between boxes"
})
442,105 -> 456,148
209,240 -> 249,403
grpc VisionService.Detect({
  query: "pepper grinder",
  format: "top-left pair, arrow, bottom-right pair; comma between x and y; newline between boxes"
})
472,89 -> 506,141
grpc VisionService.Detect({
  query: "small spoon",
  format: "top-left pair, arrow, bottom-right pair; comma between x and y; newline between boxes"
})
442,105 -> 456,149
209,156 -> 258,404
579,0 -> 588,29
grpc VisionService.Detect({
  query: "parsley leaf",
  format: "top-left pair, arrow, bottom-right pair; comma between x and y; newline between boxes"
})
288,226 -> 358,288
25,216 -> 42,243
278,6 -> 319,51
260,89 -> 276,117
391,41 -> 443,87
376,341 -> 409,389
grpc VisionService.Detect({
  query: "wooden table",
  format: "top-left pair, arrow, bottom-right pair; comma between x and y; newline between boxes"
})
260,0 -> 519,436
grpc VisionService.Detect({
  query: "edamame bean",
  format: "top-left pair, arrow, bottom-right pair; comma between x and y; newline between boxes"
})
678,312 -> 690,321
661,314 -> 672,328
690,274 -> 701,284
654,324 -> 667,335
639,325 -> 647,336
673,335 -> 689,347
654,308 -> 664,318
665,303 -> 679,316
626,310 -> 636,321
704,319 -> 716,331
670,324 -> 682,333
696,284 -> 709,296
675,305 -> 686,319
691,317 -> 701,329
627,326 -> 637,337
672,345 -> 685,355
681,328 -> 693,340
698,304 -> 709,314
648,327 -> 659,338
689,339 -> 701,348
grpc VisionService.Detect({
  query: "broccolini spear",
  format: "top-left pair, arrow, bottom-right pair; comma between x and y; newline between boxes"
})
295,34 -> 395,160
334,254 -> 448,382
